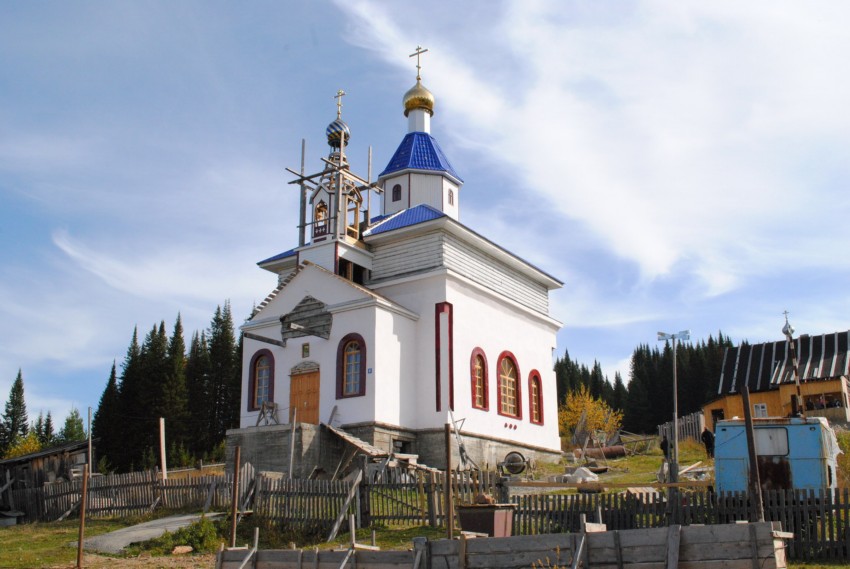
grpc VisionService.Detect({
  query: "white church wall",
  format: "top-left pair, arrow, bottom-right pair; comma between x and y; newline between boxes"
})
381,175 -> 410,216
369,309 -> 417,426
409,173 -> 444,211
444,277 -> 561,452
239,264 -> 383,429
322,306 -> 377,426
369,272 -> 448,430
442,179 -> 459,220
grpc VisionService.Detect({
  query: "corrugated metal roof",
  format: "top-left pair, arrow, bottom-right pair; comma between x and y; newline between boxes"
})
378,132 -> 463,181
717,330 -> 850,394
363,204 -> 445,236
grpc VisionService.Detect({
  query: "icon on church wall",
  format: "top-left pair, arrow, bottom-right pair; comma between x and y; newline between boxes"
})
302,343 -> 310,358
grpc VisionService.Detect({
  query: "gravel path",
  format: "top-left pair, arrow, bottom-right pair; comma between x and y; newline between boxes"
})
76,512 -> 224,554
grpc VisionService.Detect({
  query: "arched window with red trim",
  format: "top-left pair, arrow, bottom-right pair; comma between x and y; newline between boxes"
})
529,370 -> 543,424
336,333 -> 367,398
497,352 -> 522,419
248,349 -> 275,411
470,348 -> 488,410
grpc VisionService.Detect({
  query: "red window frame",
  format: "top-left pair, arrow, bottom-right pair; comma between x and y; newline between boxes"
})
496,351 -> 522,419
528,370 -> 543,425
470,348 -> 488,410
336,333 -> 367,398
248,349 -> 275,411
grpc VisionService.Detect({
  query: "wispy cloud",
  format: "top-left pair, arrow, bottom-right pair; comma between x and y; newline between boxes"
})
337,0 -> 850,300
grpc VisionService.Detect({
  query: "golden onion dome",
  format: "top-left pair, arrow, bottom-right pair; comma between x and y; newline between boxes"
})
403,79 -> 434,117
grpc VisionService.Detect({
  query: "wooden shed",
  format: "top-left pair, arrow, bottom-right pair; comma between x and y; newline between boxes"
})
0,440 -> 91,494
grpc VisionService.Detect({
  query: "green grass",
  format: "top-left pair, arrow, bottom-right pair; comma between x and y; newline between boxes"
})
529,437 -> 713,490
0,518 -> 130,569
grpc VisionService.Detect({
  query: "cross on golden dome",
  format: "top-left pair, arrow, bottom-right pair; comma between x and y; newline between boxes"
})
409,46 -> 428,81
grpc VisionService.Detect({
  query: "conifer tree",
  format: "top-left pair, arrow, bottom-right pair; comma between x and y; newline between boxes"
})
33,412 -> 45,445
133,322 -> 170,464
57,407 -> 86,443
116,327 -> 142,471
611,372 -> 627,411
1,369 -> 29,454
186,331 -> 213,456
208,302 -> 239,446
93,362 -> 121,470
162,314 -> 189,452
44,411 -> 55,447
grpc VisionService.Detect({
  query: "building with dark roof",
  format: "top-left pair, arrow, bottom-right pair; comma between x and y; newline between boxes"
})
702,330 -> 850,429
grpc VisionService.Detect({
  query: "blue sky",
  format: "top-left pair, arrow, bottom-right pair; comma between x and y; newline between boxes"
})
2,1 -> 849,427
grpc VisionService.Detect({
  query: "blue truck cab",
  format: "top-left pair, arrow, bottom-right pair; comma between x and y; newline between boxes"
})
714,416 -> 841,493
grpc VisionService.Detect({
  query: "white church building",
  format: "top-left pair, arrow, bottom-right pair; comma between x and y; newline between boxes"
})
229,58 -> 564,471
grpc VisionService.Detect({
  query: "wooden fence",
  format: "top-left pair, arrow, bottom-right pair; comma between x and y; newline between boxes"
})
657,410 -> 705,443
254,476 -> 352,534
512,488 -> 850,563
10,464 -> 850,563
363,469 -> 500,527
8,463 -> 254,523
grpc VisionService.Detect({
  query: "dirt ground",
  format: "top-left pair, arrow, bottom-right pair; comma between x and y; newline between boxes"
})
49,552 -> 216,568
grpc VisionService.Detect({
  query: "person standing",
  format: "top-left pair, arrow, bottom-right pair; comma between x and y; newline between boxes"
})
660,435 -> 669,459
701,428 -> 715,458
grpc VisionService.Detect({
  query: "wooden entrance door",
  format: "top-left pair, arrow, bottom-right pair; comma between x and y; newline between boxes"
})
290,371 -> 320,424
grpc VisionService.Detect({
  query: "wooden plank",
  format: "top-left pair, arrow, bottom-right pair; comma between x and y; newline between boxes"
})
666,525 -> 681,569
327,470 -> 362,542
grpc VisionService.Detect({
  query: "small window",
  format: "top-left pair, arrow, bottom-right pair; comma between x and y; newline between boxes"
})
753,403 -> 768,418
336,333 -> 367,398
448,189 -> 454,205
754,427 -> 789,456
529,372 -> 543,424
314,201 -> 328,237
497,352 -> 521,418
470,349 -> 488,410
392,184 -> 402,202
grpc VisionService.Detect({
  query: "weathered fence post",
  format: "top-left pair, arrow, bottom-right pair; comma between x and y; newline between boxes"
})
357,454 -> 371,529
412,536 -> 428,569
496,476 -> 510,504
230,446 -> 241,548
426,470 -> 438,527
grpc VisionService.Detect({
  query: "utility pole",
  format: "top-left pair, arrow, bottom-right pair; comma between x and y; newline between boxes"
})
159,418 -> 168,480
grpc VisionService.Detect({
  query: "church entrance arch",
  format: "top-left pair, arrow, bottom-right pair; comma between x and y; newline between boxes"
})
290,363 -> 320,424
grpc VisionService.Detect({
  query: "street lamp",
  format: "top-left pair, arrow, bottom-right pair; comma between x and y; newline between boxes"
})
658,329 -> 690,483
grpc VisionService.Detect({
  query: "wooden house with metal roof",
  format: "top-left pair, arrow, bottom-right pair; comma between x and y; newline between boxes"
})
702,330 -> 850,430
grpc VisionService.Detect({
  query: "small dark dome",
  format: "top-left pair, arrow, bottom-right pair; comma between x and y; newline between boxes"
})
326,118 -> 351,148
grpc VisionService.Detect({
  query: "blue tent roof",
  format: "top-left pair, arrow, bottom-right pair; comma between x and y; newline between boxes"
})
378,132 -> 462,182
364,204 -> 446,237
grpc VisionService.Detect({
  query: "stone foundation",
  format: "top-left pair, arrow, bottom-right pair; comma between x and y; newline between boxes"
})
226,422 -> 562,476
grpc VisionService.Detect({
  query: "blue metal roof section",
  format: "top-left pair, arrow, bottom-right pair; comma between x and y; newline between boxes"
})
378,132 -> 463,182
258,247 -> 297,265
364,204 -> 446,236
